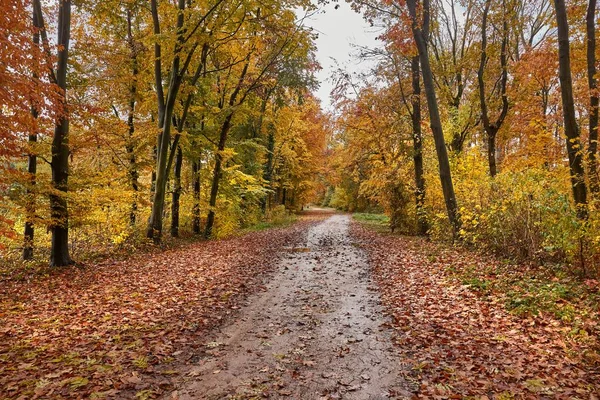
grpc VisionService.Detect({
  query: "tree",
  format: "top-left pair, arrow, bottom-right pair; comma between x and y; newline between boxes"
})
31,0 -> 74,266
146,0 -> 224,243
430,0 -> 478,153
410,56 -> 428,235
203,9 -> 315,237
22,3 -> 42,260
406,0 -> 460,234
477,0 -> 510,177
586,0 -> 599,195
553,0 -> 588,218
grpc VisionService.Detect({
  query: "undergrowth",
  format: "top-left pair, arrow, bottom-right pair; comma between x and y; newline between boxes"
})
0,207 -> 299,283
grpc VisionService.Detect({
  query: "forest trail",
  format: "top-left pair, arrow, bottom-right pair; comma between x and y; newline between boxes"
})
169,214 -> 411,399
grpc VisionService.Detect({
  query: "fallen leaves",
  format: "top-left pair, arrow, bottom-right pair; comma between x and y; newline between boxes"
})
0,218 -> 321,399
351,222 -> 600,398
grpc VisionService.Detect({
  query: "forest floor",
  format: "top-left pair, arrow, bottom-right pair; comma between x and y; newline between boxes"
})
1,211 -> 599,399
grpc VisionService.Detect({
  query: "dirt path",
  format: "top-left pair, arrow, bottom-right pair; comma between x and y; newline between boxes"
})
168,214 -> 410,399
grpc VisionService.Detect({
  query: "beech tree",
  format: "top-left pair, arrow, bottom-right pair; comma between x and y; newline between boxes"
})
553,0 -> 588,219
477,0 -> 510,177
406,0 -> 460,234
28,0 -> 74,266
587,0 -> 599,195
146,0 -> 225,242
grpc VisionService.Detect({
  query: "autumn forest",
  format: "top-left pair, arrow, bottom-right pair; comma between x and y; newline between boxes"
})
1,0 -> 600,398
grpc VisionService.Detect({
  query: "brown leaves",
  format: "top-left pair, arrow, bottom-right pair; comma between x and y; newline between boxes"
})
0,220 -> 316,399
351,222 -> 600,398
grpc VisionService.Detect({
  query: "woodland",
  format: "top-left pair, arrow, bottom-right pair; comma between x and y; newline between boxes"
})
1,0 -> 600,398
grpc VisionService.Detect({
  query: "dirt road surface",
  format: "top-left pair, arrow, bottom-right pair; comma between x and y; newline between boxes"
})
167,214 -> 410,400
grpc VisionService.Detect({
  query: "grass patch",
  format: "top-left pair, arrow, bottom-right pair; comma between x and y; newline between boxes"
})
353,213 -> 391,234
244,215 -> 297,233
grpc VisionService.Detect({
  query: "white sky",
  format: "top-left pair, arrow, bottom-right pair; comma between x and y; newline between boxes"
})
302,2 -> 381,110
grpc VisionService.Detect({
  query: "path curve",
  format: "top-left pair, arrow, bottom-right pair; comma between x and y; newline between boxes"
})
169,214 -> 409,399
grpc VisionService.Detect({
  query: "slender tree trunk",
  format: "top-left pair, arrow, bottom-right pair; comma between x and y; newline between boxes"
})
171,146 -> 183,237
49,0 -> 73,266
126,132 -> 138,226
410,56 -> 428,235
205,113 -> 233,238
487,129 -> 498,177
192,159 -> 201,234
204,60 -> 250,238
478,0 -> 509,178
587,0 -> 599,196
150,145 -> 157,201
263,125 -> 275,212
23,133 -> 37,260
23,5 -> 41,260
126,9 -> 139,226
554,0 -> 589,219
407,0 -> 460,235
147,103 -> 177,241
449,101 -> 464,153
146,0 -> 185,242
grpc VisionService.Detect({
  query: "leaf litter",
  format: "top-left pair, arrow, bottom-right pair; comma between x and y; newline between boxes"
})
0,215 -> 325,399
351,222 -> 600,399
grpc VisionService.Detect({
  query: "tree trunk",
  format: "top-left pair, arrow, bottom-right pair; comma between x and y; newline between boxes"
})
449,104 -> 465,153
410,55 -> 428,235
587,0 -> 599,195
478,0 -> 509,178
126,9 -> 139,226
146,0 -> 185,243
407,0 -> 460,235
204,59 -> 250,238
49,0 -> 73,266
192,159 -> 201,234
205,113 -> 233,238
262,125 -> 275,212
23,133 -> 37,260
147,104 -> 177,242
171,146 -> 183,237
487,129 -> 498,177
23,4 -> 41,260
554,0 -> 589,219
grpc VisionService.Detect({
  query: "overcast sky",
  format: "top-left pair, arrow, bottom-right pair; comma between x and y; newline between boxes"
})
301,2 -> 381,110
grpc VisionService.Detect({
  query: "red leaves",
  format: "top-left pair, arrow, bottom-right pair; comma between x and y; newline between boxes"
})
351,223 -> 600,398
0,220 -> 315,399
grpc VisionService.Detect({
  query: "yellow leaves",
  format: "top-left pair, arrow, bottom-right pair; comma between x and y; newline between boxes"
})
68,376 -> 89,390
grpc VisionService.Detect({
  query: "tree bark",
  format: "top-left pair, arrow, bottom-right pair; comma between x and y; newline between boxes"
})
147,0 -> 186,242
205,114 -> 233,238
146,4 -> 213,242
477,0 -> 509,177
587,0 -> 599,195
554,0 -> 589,219
407,0 -> 460,235
170,146 -> 183,237
49,0 -> 73,266
126,9 -> 139,226
204,60 -> 250,238
263,124 -> 276,212
192,159 -> 201,234
23,4 -> 41,261
410,56 -> 428,235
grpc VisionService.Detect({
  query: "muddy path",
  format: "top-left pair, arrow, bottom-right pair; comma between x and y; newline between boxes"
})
167,214 -> 410,400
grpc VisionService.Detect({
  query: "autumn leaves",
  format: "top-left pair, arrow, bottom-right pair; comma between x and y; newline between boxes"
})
1,0 -> 327,264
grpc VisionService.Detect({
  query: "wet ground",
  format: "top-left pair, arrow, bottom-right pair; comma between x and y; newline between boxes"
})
166,214 -> 410,400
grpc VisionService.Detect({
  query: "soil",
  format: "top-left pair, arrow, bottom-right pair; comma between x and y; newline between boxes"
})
166,214 -> 411,400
